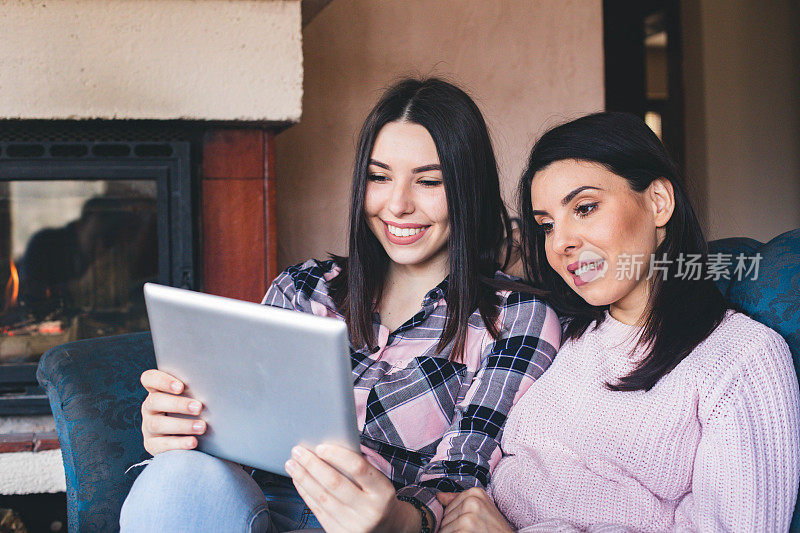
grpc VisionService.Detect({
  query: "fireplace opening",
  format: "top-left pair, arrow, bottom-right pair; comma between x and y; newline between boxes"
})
1,180 -> 157,360
0,131 -> 195,415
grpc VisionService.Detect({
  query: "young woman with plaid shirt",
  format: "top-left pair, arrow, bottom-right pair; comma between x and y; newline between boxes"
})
121,78 -> 560,532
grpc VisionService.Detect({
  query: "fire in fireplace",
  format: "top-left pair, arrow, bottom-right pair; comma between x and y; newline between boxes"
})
2,181 -> 156,357
0,124 -> 195,414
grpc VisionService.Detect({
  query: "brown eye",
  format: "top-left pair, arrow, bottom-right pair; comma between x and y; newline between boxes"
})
538,221 -> 553,235
368,174 -> 389,182
575,203 -> 598,217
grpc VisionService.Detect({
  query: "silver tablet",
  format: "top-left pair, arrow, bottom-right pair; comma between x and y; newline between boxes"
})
143,282 -> 360,475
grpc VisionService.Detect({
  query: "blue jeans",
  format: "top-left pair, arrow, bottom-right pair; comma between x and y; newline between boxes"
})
119,450 -> 322,532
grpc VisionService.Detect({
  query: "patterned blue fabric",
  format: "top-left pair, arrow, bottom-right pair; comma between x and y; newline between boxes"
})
706,237 -> 764,297
37,332 -> 154,532
710,229 -> 800,531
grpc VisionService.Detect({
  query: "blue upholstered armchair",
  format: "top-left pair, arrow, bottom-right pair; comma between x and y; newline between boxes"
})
37,229 -> 800,532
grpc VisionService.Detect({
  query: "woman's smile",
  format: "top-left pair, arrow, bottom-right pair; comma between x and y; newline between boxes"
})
567,257 -> 607,286
383,221 -> 429,243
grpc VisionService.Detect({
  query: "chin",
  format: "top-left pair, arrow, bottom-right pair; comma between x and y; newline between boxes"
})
569,284 -> 616,308
384,249 -> 430,266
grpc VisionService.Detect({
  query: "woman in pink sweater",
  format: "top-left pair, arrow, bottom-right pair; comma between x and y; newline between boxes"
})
437,112 -> 800,532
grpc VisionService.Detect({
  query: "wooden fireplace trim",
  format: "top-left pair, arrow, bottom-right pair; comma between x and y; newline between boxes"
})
201,129 -> 277,302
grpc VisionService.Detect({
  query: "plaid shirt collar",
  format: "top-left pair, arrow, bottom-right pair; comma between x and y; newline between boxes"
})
422,275 -> 449,306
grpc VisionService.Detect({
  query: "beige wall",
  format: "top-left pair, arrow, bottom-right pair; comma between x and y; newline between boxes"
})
682,0 -> 800,242
275,0 -> 604,269
0,0 -> 302,121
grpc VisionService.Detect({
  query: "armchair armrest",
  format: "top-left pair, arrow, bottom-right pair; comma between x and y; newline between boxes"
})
36,332 -> 155,532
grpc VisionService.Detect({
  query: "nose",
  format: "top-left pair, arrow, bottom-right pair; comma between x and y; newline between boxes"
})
550,220 -> 581,256
387,181 -> 414,217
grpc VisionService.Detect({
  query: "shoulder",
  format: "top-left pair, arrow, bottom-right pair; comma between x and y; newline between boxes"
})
694,311 -> 796,402
489,272 -> 561,346
274,258 -> 341,300
698,311 -> 791,363
490,270 -> 554,312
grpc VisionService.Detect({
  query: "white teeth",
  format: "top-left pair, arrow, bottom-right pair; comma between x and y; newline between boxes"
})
575,261 -> 603,276
387,225 -> 423,237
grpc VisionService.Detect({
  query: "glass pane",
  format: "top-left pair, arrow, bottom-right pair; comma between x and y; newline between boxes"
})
0,180 -> 158,363
644,11 -> 668,101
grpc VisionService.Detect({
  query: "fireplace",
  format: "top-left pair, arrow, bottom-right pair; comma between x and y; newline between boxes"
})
0,3 -> 294,521
0,122 -> 196,415
0,122 -> 279,416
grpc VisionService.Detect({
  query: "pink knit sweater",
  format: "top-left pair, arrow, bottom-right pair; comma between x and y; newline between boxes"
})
489,311 -> 800,532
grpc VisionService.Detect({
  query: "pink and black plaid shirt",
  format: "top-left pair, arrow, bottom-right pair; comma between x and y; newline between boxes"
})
262,259 -> 560,528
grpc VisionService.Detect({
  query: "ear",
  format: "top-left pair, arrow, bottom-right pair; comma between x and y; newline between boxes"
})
648,178 -> 675,228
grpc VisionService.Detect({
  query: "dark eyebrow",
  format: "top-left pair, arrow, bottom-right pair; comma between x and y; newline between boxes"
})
531,186 -> 602,217
367,160 -> 441,174
368,159 -> 389,170
412,164 -> 441,174
562,186 -> 601,205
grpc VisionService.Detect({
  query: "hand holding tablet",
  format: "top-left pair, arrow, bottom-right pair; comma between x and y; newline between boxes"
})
140,368 -> 206,455
142,282 -> 360,474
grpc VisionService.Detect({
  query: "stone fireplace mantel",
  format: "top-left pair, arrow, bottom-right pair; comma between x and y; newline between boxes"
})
0,0 -> 303,123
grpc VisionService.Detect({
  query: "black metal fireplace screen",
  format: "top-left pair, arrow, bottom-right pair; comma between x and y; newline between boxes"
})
0,131 -> 194,414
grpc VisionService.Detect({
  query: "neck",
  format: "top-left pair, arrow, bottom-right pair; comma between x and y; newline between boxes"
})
376,258 -> 450,330
385,257 -> 449,293
608,305 -> 644,326
609,283 -> 650,326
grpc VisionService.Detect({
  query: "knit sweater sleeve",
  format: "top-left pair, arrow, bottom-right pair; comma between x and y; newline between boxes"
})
678,323 -> 800,531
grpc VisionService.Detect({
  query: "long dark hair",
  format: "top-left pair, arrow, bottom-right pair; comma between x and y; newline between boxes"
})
518,112 -> 729,391
330,77 -> 519,361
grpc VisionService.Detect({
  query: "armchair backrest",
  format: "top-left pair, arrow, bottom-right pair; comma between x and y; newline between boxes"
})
709,229 -> 800,374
